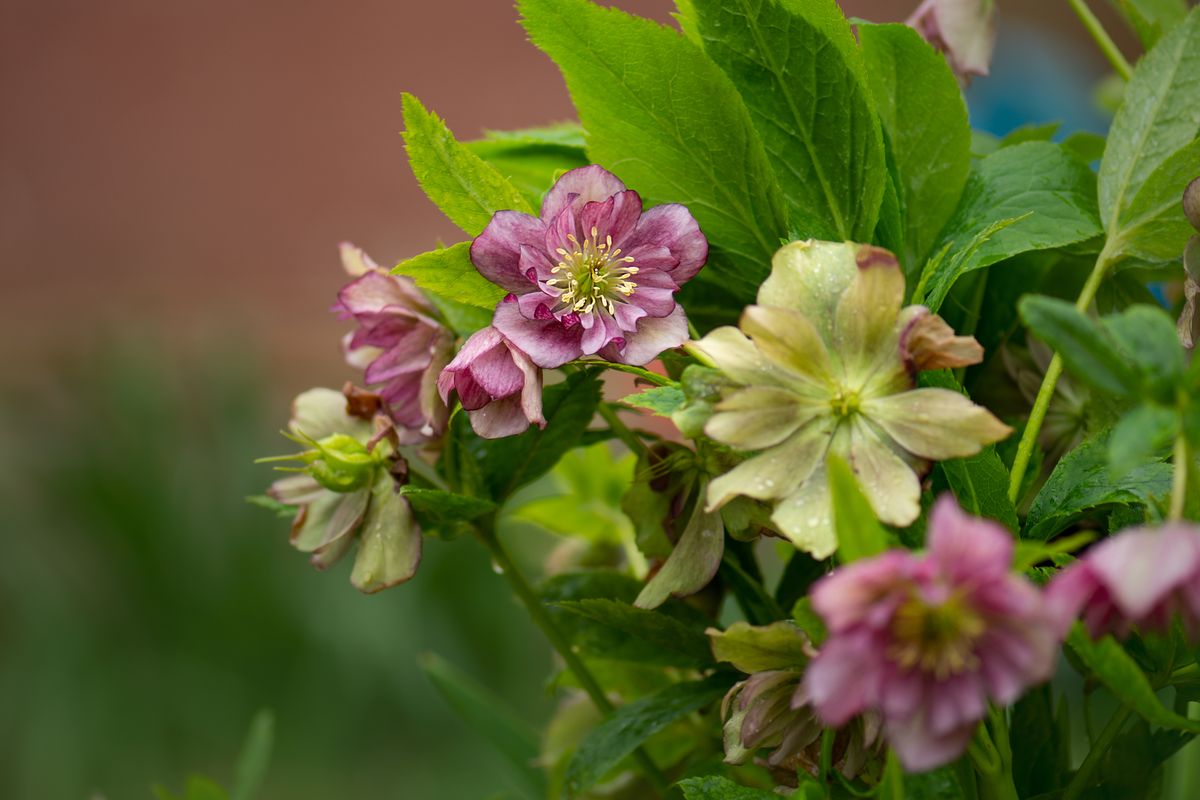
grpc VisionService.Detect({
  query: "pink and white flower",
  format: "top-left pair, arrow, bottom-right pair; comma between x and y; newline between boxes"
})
470,165 -> 708,368
437,326 -> 545,439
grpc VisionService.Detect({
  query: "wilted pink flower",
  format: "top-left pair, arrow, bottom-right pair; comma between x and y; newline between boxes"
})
1047,524 -> 1200,640
471,165 -> 708,368
804,496 -> 1059,772
907,0 -> 996,82
437,326 -> 545,439
334,243 -> 454,442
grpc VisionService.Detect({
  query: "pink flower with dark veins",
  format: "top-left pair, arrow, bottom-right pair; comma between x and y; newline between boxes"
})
437,326 -> 545,439
804,496 -> 1059,772
470,165 -> 708,368
333,243 -> 454,443
1047,523 -> 1200,641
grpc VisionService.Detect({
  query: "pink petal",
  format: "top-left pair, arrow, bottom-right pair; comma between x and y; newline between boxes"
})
492,299 -> 583,368
927,495 -> 1014,583
1088,525 -> 1200,620
540,164 -> 627,221
604,304 -> 688,366
470,211 -> 547,293
805,631 -> 879,726
624,202 -> 708,283
886,714 -> 975,773
579,190 -> 643,247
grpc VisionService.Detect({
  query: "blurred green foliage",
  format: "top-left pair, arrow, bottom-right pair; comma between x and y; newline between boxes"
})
0,341 -> 553,799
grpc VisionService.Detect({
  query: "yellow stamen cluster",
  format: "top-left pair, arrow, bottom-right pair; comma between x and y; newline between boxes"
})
545,226 -> 638,314
887,591 -> 985,679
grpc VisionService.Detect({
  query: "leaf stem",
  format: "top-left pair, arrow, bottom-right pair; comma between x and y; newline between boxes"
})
1170,436 -> 1189,521
1007,244 -> 1118,502
571,359 -> 675,387
597,402 -> 649,456
1066,0 -> 1133,81
1062,705 -> 1133,800
474,518 -> 671,795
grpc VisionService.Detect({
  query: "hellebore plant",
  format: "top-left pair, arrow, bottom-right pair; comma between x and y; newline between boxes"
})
251,0 -> 1200,797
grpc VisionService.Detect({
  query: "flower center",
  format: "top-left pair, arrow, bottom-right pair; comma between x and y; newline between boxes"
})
887,591 -> 985,679
545,226 -> 638,315
830,388 -> 861,418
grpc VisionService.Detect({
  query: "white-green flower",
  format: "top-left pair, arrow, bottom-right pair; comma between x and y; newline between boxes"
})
695,241 -> 1011,558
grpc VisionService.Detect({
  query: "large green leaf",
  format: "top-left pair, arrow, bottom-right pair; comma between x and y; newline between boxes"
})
827,453 -> 890,562
553,598 -> 714,668
691,0 -> 885,242
392,242 -> 506,311
1018,295 -> 1140,397
401,94 -> 533,234
859,23 -> 971,267
678,776 -> 780,799
563,675 -> 729,796
1099,8 -> 1200,255
465,137 -> 589,210
520,0 -> 788,299
916,142 -> 1102,311
1024,431 -> 1172,539
1111,138 -> 1200,262
419,653 -> 547,799
1113,0 -> 1191,48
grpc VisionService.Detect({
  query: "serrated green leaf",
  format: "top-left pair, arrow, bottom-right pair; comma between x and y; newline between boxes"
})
553,598 -> 714,668
859,23 -> 971,267
419,653 -> 547,799
401,93 -> 533,234
621,386 -> 686,416
827,453 -> 889,562
229,711 -> 273,800
917,142 -> 1102,311
1025,430 -> 1173,539
678,775 -> 780,799
693,0 -> 885,242
1018,295 -> 1140,397
465,138 -> 589,210
564,675 -> 729,796
1068,626 -> 1200,732
520,0 -> 788,300
1112,138 -> 1200,263
392,243 -> 506,311
1100,9 -> 1200,252
1108,404 -> 1178,479
399,487 -> 496,523
708,620 -> 809,673
423,289 -> 495,337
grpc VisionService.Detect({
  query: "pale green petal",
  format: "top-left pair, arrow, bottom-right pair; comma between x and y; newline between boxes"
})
351,478 -> 421,593
848,418 -> 921,527
833,247 -> 905,387
864,388 -> 1013,460
634,500 -> 725,609
706,387 -> 823,450
707,418 -> 834,509
757,241 -> 860,344
291,487 -> 369,553
693,326 -> 793,388
740,305 -> 835,393
290,387 -> 372,442
770,468 -> 837,559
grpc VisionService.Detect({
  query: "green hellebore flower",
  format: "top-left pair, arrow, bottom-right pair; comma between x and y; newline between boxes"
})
694,241 -> 1011,558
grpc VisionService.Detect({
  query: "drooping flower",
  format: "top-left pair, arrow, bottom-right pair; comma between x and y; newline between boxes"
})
334,242 -> 454,442
1047,523 -> 1200,640
804,497 -> 1060,772
266,386 -> 422,593
1178,179 -> 1200,348
471,165 -> 708,368
907,0 -> 997,82
695,240 -> 1010,558
436,326 -> 545,439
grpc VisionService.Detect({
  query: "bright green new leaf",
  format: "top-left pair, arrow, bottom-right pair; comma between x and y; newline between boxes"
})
917,142 -> 1102,311
1099,9 -> 1200,252
1012,532 -> 1095,572
827,453 -> 889,562
707,620 -> 809,673
1018,295 -> 1140,397
230,710 -> 274,800
401,93 -> 533,234
564,675 -> 730,796
679,776 -> 781,799
465,138 -> 589,210
392,243 -> 506,311
621,386 -> 686,416
553,598 -> 714,668
482,122 -> 586,149
693,0 -> 886,242
419,653 -> 547,799
520,0 -> 789,299
859,23 -> 971,267
1113,0 -> 1190,50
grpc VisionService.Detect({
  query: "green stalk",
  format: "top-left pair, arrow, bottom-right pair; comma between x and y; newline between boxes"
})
474,519 -> 671,795
1062,706 -> 1133,800
1170,436 -> 1189,521
1007,244 -> 1118,502
597,402 -> 649,457
1066,0 -> 1133,81
571,359 -> 674,387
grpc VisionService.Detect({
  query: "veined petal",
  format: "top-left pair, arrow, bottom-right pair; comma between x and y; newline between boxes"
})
770,464 -> 838,558
290,387 -> 372,442
540,164 -> 627,221
470,210 -> 547,293
611,305 -> 689,365
833,246 -> 905,374
493,300 -> 583,368
757,241 -> 860,345
740,305 -> 835,393
707,418 -> 834,509
864,388 -> 1012,460
848,418 -> 922,528
579,190 -> 643,248
469,394 -> 534,438
900,307 -> 984,372
693,326 -> 794,389
634,501 -> 725,609
706,386 -> 822,451
350,480 -> 421,593
624,202 -> 709,282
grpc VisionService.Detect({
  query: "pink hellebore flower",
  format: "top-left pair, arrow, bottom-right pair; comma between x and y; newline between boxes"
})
907,0 -> 997,82
804,497 -> 1059,772
437,326 -> 546,439
471,165 -> 708,368
333,243 -> 454,443
1047,524 -> 1200,640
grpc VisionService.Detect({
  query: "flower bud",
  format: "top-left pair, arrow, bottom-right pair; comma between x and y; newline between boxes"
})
1185,176 -> 1200,232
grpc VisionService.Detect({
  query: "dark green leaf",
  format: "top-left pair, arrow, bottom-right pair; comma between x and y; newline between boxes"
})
552,598 -> 714,668
827,453 -> 889,562
392,243 -> 506,312
419,653 -> 547,799
1102,304 -> 1187,399
1108,404 -> 1179,479
693,0 -> 885,242
1113,0 -> 1190,50
1018,295 -> 1139,397
859,23 -> 971,267
230,710 -> 274,800
1011,687 -> 1071,798
401,93 -> 533,234
1063,131 -> 1107,163
564,675 -> 730,796
678,775 -> 780,799
1025,430 -> 1173,539
774,551 -> 826,612
917,142 -> 1103,311
520,0 -> 789,299
423,289 -> 495,336
621,386 -> 686,416
400,487 -> 496,523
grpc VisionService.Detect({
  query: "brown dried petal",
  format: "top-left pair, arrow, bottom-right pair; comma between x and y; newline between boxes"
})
901,308 -> 984,372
